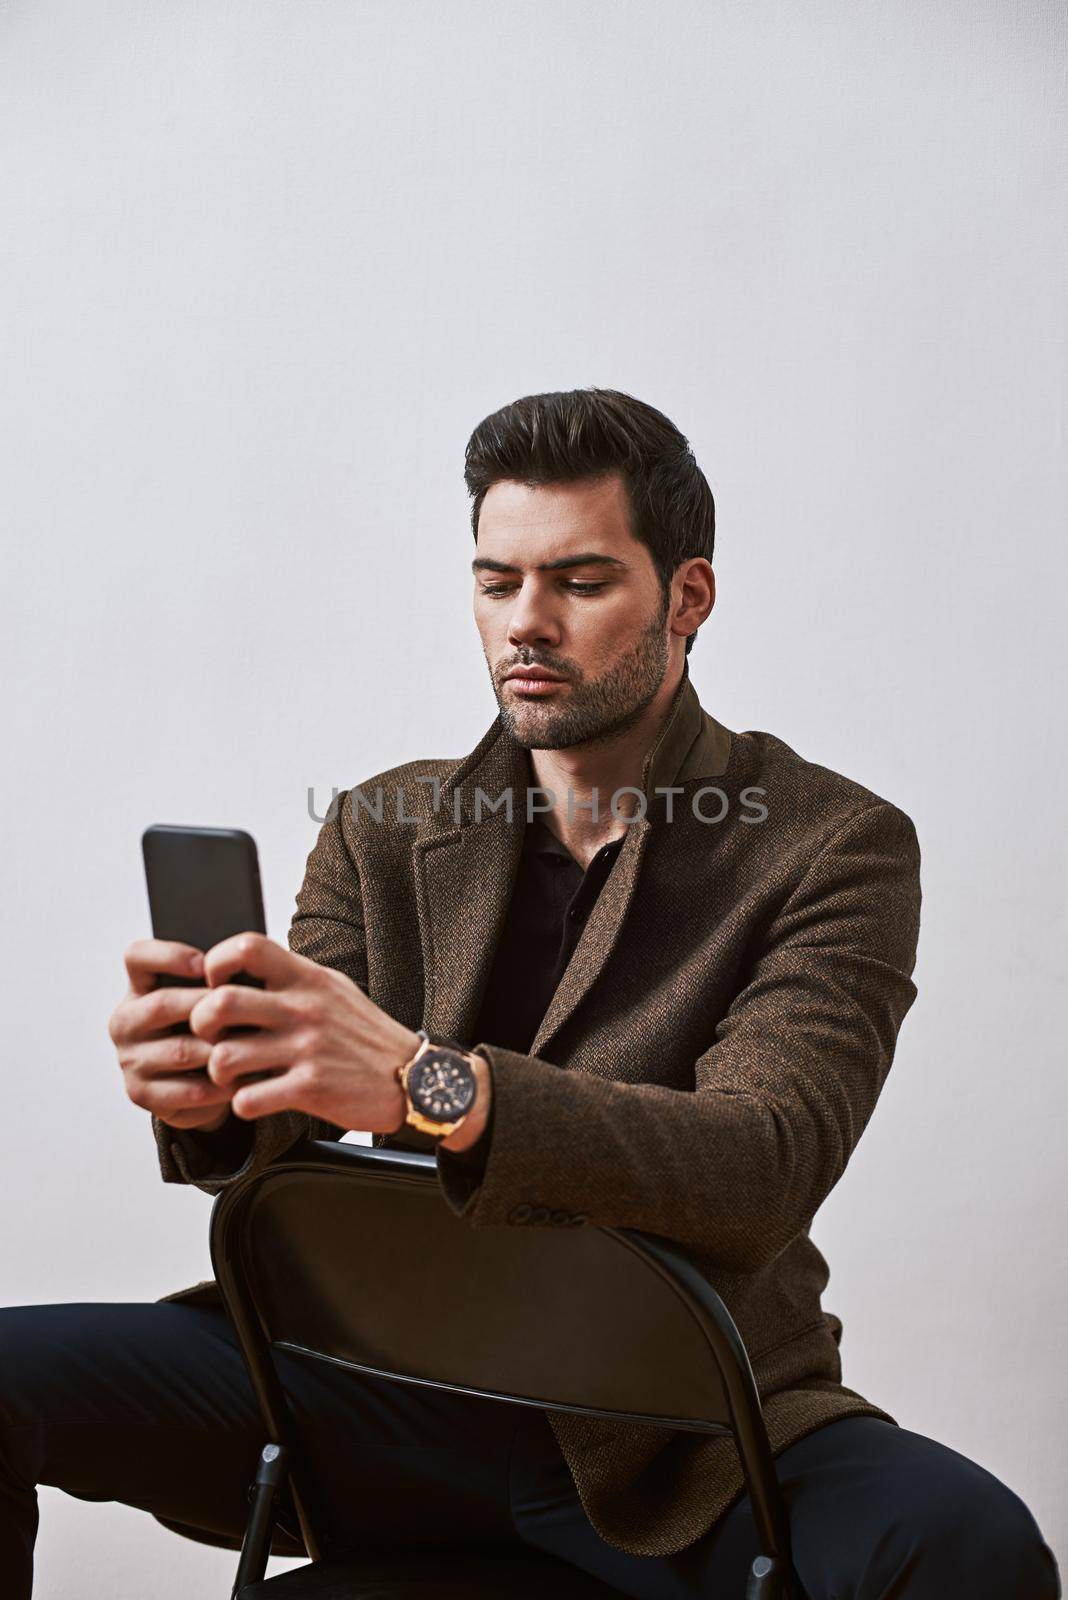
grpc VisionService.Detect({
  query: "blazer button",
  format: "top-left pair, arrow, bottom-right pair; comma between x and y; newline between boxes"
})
550,1210 -> 570,1227
508,1204 -> 533,1225
529,1206 -> 552,1226
566,1213 -> 589,1227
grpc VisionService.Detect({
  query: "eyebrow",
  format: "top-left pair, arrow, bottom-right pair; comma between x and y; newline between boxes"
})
471,552 -> 627,575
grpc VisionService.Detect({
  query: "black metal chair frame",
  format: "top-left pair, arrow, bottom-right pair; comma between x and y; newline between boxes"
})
208,1139 -> 801,1599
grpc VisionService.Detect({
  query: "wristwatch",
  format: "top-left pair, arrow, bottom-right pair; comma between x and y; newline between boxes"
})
395,1030 -> 481,1140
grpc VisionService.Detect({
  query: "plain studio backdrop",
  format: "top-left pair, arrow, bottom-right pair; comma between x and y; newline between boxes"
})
1,2 -> 1065,1593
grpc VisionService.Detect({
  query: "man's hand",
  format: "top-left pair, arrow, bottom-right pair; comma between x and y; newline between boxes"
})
109,940 -> 235,1132
188,933 -> 417,1135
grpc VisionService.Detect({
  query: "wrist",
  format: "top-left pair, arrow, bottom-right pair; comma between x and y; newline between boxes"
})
385,1026 -> 424,1135
439,1051 -> 492,1154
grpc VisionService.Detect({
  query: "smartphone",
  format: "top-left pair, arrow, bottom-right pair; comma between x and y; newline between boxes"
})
141,824 -> 267,1036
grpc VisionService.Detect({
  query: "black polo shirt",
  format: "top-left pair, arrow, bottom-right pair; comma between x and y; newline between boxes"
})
449,813 -> 627,1168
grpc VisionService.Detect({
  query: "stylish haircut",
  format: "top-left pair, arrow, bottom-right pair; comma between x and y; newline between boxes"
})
464,388 -> 715,657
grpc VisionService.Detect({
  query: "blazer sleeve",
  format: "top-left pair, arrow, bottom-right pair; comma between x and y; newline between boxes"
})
435,800 -> 922,1274
150,797 -> 360,1196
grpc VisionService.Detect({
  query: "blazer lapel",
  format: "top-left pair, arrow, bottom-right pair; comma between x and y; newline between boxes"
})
528,814 -> 652,1057
412,716 -> 529,1044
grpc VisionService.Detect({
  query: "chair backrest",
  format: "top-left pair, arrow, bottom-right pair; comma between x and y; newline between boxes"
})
210,1140 -> 796,1579
210,1140 -> 760,1436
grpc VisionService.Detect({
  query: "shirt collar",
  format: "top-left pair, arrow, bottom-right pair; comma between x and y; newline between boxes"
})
523,811 -> 582,861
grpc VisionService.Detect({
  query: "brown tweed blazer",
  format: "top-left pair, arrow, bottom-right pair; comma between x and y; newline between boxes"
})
153,663 -> 922,1559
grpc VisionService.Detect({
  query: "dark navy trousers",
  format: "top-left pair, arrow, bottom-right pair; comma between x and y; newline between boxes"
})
0,1302 -> 1060,1599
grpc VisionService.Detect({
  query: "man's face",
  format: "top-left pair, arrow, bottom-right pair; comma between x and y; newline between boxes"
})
472,473 -> 674,751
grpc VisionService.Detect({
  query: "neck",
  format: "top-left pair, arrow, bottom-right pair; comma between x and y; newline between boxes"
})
528,662 -> 686,859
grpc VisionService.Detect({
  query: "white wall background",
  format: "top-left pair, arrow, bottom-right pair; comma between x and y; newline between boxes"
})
1,1 -> 1065,1592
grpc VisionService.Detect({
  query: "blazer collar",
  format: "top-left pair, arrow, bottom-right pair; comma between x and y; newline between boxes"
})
413,664 -> 733,1056
637,661 -> 732,803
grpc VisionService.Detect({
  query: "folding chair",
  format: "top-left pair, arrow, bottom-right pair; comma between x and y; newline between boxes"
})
200,1139 -> 799,1598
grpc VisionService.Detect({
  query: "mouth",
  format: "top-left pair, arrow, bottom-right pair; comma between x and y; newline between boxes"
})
504,669 -> 568,695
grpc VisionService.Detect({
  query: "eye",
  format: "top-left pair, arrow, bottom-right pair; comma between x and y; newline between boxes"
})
478,581 -> 608,597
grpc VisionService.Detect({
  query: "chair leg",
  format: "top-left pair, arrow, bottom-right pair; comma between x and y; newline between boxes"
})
232,1442 -> 289,1598
746,1554 -> 787,1599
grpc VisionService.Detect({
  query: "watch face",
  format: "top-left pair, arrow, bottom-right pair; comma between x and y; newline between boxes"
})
408,1049 -> 477,1124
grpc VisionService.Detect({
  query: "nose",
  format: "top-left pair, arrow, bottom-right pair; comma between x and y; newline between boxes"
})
506,579 -> 561,652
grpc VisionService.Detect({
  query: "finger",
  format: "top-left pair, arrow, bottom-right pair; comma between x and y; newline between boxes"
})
230,1069 -> 309,1121
112,985 -> 212,1045
206,1032 -> 295,1088
126,1032 -> 214,1078
203,933 -> 298,992
124,939 -> 205,997
127,1072 -> 234,1118
188,985 -> 293,1043
163,1107 -> 237,1131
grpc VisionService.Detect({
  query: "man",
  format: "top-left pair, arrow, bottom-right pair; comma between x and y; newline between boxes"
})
1,390 -> 1059,1597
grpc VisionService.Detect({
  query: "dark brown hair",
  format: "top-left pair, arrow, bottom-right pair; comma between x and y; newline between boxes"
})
464,388 -> 715,656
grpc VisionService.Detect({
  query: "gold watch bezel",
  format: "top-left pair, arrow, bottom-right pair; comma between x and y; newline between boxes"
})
395,1034 -> 478,1140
